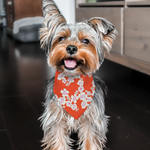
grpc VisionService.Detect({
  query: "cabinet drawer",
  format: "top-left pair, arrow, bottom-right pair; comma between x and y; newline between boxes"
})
125,8 -> 150,63
76,7 -> 123,54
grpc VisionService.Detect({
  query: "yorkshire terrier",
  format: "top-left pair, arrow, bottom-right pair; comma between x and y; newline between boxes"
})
40,0 -> 117,150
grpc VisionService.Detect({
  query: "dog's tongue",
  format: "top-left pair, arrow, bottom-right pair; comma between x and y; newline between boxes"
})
64,60 -> 77,68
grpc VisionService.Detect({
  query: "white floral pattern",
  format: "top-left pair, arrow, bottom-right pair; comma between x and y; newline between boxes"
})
55,73 -> 95,112
71,95 -> 78,103
79,92 -> 87,101
81,101 -> 87,109
58,97 -> 65,105
66,101 -> 72,107
77,80 -> 84,86
57,73 -> 80,86
78,86 -> 84,92
71,104 -> 77,110
61,89 -> 69,97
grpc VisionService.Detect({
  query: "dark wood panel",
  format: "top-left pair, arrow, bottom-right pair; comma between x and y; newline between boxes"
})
0,131 -> 13,150
0,96 -> 42,150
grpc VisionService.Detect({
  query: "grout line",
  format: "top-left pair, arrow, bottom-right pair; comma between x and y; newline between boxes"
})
24,95 -> 40,117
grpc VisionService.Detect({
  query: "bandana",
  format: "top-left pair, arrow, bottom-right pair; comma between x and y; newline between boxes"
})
53,71 -> 95,120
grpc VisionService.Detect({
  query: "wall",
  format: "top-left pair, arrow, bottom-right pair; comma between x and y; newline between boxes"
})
0,0 -> 3,14
54,0 -> 75,24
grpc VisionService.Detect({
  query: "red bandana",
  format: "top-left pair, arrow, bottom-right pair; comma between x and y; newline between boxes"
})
53,71 -> 95,120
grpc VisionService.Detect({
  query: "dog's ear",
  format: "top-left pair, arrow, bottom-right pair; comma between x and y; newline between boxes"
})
88,17 -> 117,53
40,0 -> 67,53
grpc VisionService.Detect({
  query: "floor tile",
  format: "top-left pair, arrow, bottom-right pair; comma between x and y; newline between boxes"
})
109,86 -> 150,113
18,81 -> 46,115
97,59 -> 150,113
0,62 -> 23,98
0,131 -> 13,150
0,61 -> 14,87
105,111 -> 150,150
0,96 -> 43,150
105,90 -> 150,141
0,113 -> 5,130
6,56 -> 42,82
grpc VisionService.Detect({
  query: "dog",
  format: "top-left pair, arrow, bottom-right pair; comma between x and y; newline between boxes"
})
40,0 -> 117,150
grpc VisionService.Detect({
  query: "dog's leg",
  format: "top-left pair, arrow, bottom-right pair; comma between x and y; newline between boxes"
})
77,103 -> 107,150
77,118 -> 103,150
41,101 -> 71,150
78,117 -> 105,150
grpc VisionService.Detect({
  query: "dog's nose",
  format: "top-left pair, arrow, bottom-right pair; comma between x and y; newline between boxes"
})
66,45 -> 77,55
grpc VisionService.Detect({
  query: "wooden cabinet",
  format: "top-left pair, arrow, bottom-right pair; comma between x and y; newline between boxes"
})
76,1 -> 150,75
124,8 -> 150,64
76,7 -> 123,54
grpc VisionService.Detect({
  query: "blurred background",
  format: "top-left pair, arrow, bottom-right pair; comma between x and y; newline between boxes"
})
0,0 -> 150,150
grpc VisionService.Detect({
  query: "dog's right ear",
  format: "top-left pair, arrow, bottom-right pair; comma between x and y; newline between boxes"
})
88,17 -> 117,53
40,0 -> 66,53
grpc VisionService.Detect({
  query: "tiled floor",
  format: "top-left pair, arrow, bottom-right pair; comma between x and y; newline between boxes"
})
0,28 -> 150,150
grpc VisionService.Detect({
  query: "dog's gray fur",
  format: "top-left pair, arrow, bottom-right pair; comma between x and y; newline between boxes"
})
40,0 -> 117,149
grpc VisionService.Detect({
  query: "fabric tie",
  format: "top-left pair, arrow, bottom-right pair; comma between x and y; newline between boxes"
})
53,71 -> 95,120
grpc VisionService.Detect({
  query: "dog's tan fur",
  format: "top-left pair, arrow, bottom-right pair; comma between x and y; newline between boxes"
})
40,0 -> 117,150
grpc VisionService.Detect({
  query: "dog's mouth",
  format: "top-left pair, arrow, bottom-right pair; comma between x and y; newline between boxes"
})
64,59 -> 77,70
63,58 -> 82,70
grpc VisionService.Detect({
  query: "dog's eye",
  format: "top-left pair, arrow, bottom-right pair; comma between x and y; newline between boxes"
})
82,39 -> 90,44
58,37 -> 65,42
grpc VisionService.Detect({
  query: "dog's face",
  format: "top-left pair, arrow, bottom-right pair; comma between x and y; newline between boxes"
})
49,23 -> 101,76
40,0 -> 117,77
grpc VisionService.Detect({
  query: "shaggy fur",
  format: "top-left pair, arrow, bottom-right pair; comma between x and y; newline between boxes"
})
40,0 -> 117,149
40,76 -> 108,150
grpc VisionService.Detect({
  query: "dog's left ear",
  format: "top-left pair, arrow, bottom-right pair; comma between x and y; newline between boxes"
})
88,17 -> 117,53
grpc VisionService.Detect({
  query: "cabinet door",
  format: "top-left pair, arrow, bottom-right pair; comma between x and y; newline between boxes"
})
125,8 -> 150,63
76,7 -> 123,54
